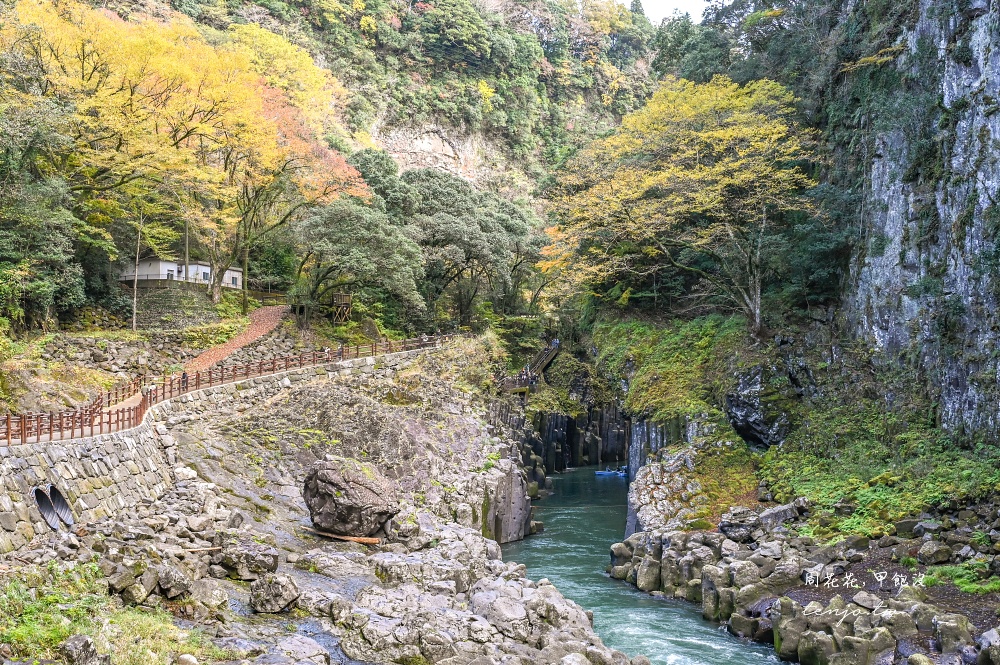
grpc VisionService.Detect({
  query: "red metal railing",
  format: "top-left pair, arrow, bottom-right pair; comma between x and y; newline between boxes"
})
1,334 -> 455,445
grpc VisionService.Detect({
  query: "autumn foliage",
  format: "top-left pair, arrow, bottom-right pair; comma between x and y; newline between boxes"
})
545,75 -> 818,335
0,0 -> 363,320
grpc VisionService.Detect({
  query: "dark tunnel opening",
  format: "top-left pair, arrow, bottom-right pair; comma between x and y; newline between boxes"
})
47,484 -> 75,526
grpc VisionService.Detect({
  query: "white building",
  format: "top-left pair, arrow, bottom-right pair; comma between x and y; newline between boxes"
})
119,258 -> 243,289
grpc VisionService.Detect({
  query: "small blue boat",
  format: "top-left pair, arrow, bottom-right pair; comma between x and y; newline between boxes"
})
595,467 -> 627,477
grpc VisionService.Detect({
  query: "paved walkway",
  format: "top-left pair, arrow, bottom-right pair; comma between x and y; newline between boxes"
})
95,306 -> 288,414
183,305 -> 289,373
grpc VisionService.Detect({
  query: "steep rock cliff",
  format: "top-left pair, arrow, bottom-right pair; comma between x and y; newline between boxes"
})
845,1 -> 1000,439
374,123 -> 529,191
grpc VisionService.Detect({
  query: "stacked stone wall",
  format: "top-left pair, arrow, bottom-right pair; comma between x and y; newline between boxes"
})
0,350 -> 424,552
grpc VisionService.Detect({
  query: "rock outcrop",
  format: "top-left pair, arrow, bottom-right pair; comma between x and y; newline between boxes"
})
719,506 -> 763,543
0,335 -> 613,663
609,506 -> 1000,664
724,366 -> 791,449
250,573 -> 300,613
303,457 -> 400,536
844,1 -> 1000,438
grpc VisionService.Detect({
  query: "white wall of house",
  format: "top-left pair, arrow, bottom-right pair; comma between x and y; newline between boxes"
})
119,259 -> 242,289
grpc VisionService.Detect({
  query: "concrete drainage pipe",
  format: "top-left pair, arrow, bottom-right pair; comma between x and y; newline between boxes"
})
33,487 -> 62,531
47,484 -> 75,526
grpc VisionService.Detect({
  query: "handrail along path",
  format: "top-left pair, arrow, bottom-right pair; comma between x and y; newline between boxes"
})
2,335 -> 456,445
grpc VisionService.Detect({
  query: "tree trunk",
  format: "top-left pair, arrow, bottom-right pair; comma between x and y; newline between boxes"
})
183,219 -> 189,286
132,218 -> 142,331
210,278 -> 223,304
750,292 -> 762,337
750,210 -> 766,338
241,246 -> 249,315
748,258 -> 763,338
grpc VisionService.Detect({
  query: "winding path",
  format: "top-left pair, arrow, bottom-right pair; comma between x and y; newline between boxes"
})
183,305 -> 288,373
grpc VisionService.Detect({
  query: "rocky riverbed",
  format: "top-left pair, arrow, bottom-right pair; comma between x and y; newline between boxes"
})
0,337 -> 644,665
611,495 -> 1000,665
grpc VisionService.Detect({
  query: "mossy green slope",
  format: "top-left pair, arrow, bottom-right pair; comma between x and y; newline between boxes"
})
594,316 -> 1000,539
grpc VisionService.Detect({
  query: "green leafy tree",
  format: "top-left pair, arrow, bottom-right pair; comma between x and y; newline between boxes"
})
347,149 -> 421,219
0,182 -> 85,330
417,0 -> 492,65
0,94 -> 88,329
650,13 -> 696,76
401,168 -> 535,326
291,199 -> 423,326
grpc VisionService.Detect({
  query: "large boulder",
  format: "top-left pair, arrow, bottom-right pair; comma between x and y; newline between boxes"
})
216,533 -> 280,581
275,635 -> 330,664
977,628 -> 1000,665
60,635 -> 110,665
303,457 -> 400,536
933,613 -> 973,654
719,506 -> 761,543
759,503 -> 799,531
189,579 -> 229,609
156,563 -> 192,599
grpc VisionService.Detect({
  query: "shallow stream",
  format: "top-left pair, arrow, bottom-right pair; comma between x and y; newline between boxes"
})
502,467 -> 778,665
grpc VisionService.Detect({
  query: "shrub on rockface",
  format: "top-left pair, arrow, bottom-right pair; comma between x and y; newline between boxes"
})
593,315 -> 751,422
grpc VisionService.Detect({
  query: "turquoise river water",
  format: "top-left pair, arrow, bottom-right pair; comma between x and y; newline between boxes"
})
501,467 -> 779,665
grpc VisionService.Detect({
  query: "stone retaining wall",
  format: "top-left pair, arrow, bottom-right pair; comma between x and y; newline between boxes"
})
0,423 -> 170,553
0,350 -> 426,553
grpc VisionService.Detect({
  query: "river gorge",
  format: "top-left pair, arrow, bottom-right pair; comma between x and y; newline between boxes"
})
502,467 -> 777,665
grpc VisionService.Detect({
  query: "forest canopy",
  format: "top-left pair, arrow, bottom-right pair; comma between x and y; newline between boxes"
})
0,0 -> 889,337
0,0 -> 552,334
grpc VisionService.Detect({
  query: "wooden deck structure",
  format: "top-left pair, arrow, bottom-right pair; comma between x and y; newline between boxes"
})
288,293 -> 353,323
325,293 -> 353,323
501,342 -> 561,397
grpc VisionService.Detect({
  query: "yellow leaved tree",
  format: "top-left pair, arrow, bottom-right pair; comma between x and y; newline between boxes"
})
3,0 -> 364,305
544,75 -> 818,335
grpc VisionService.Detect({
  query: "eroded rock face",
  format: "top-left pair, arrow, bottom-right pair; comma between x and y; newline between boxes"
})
327,511 -> 631,665
3,338 -> 631,664
609,500 -> 1000,665
303,457 -> 400,536
724,367 -> 790,449
842,1 -> 1000,438
375,123 -> 525,190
